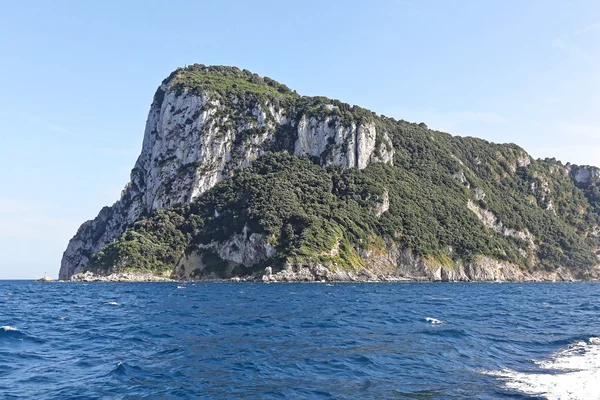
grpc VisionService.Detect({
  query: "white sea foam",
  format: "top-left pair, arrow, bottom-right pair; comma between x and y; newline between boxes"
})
177,286 -> 185,289
105,301 -> 120,306
1,326 -> 18,331
425,317 -> 445,324
485,337 -> 600,400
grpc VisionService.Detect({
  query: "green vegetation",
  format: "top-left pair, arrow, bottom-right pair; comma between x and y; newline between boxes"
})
88,147 -> 598,277
85,66 -> 600,278
166,64 -> 297,102
165,64 -> 383,126
88,210 -> 187,275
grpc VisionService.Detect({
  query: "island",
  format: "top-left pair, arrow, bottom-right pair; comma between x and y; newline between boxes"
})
60,65 -> 600,282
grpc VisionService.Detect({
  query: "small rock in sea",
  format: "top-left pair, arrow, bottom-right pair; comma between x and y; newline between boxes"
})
36,273 -> 54,282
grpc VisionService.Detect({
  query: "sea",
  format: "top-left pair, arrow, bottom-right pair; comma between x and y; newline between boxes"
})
0,281 -> 598,399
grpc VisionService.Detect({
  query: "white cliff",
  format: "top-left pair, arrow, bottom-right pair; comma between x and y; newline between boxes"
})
566,164 -> 600,185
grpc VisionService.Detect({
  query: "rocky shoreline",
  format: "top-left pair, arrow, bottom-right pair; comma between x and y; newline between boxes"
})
241,264 -> 592,283
65,266 -> 598,283
69,271 -> 174,282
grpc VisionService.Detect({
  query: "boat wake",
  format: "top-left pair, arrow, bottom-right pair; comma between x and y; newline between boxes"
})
486,337 -> 600,400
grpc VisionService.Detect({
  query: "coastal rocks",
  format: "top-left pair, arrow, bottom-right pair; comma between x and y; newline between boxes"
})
257,248 -> 581,283
69,271 -> 173,282
260,263 -> 385,283
36,273 -> 55,282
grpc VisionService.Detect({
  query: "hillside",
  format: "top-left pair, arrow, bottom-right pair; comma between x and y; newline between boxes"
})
60,64 -> 600,281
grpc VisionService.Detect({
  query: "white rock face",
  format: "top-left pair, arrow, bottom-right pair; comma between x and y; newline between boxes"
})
175,226 -> 276,279
60,84 -> 394,279
467,200 -> 537,265
467,200 -> 534,242
567,164 -> 600,185
212,226 -> 276,267
372,189 -> 390,217
294,116 -> 394,168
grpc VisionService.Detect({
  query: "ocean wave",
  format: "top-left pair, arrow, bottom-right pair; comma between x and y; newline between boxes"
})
1,325 -> 19,332
426,296 -> 453,301
425,317 -> 445,324
486,337 -> 600,400
0,325 -> 28,341
108,361 -> 146,378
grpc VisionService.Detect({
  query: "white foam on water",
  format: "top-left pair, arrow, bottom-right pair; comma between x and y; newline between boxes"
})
1,325 -> 18,331
485,337 -> 600,400
425,317 -> 445,324
177,286 -> 185,289
105,302 -> 120,306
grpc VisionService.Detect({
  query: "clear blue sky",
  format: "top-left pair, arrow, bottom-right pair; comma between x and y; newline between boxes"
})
1,0 -> 598,279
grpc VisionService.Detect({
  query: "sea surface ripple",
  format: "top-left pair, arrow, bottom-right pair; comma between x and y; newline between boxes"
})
0,281 -> 598,399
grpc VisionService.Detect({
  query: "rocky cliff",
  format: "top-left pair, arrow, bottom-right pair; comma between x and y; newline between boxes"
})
60,65 -> 394,279
60,65 -> 600,281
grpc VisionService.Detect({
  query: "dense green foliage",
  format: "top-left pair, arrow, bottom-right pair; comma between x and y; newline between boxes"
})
167,64 -> 297,102
166,64 -> 385,126
88,211 -> 187,275
89,149 -> 599,277
86,66 -> 600,278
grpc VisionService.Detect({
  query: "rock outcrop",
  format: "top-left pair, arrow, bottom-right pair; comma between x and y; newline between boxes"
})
70,271 -> 173,282
566,163 -> 600,186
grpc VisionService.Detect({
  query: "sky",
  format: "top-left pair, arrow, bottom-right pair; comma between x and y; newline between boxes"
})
0,0 -> 598,279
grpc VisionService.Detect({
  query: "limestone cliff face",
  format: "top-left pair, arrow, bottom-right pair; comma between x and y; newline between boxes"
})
567,164 -> 600,186
174,233 -> 582,283
59,77 -> 394,279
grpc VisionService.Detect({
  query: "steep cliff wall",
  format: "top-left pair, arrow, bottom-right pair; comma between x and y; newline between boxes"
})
60,66 -> 394,279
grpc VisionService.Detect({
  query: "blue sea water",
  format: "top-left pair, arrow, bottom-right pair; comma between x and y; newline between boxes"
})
0,281 -> 599,399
